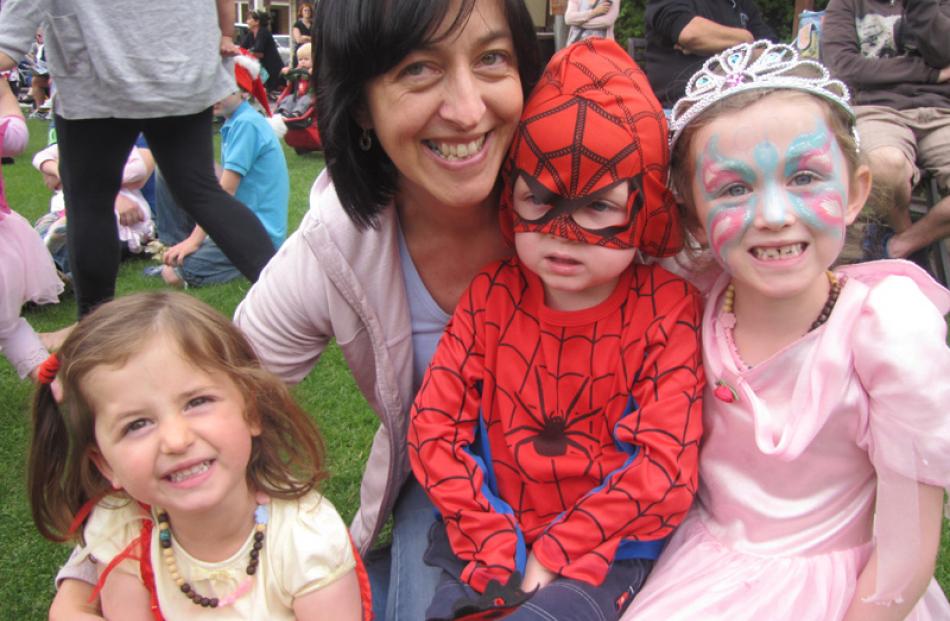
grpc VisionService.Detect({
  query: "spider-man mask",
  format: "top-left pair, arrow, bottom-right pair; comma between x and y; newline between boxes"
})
500,38 -> 683,256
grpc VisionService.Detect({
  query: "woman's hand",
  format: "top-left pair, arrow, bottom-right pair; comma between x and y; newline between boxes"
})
522,552 -> 557,592
220,35 -> 239,57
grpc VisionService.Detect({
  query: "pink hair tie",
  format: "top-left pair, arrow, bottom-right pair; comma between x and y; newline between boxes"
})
37,353 -> 60,385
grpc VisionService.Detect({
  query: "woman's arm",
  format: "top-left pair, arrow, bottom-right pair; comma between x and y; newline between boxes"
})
842,482 -> 944,621
564,0 -> 606,27
0,0 -> 44,70
292,25 -> 312,45
575,0 -> 620,31
215,0 -> 238,56
292,569 -> 362,621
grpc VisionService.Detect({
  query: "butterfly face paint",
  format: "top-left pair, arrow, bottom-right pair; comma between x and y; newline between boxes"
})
782,128 -> 848,234
694,118 -> 850,267
697,136 -> 757,263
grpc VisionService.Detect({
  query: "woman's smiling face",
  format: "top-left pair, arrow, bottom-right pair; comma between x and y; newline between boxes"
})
361,0 -> 523,213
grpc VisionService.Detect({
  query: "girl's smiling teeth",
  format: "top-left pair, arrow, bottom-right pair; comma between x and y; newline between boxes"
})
166,459 -> 212,483
750,243 -> 806,261
424,135 -> 487,160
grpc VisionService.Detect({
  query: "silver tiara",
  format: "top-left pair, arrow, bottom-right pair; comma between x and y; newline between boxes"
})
669,41 -> 854,151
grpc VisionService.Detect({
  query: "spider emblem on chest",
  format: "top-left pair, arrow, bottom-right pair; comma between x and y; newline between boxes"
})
509,368 -> 602,463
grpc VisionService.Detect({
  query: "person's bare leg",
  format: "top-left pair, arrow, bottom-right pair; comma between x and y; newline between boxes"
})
30,76 -> 48,110
161,265 -> 185,288
888,194 -> 950,258
862,145 -> 942,259
866,146 -> 914,229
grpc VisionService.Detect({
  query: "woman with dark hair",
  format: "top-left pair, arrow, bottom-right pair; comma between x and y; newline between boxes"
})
242,9 -> 284,91
234,0 -> 542,619
291,2 -> 313,66
44,0 -> 541,619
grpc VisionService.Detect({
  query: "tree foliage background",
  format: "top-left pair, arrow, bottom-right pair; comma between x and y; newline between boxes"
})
614,0 -> 831,45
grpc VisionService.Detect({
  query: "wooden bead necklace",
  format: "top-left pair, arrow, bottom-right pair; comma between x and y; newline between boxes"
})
156,503 -> 269,608
722,270 -> 843,332
714,271 -> 844,404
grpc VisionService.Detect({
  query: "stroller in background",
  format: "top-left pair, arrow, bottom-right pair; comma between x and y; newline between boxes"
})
273,68 -> 321,154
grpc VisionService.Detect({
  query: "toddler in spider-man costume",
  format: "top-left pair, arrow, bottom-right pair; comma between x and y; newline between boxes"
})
408,38 -> 705,621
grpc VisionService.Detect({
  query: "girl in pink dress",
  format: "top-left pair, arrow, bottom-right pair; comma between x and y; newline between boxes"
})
624,41 -> 950,620
0,77 -> 63,381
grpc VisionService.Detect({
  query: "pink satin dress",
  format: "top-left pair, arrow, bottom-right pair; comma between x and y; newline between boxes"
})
0,116 -> 63,378
625,260 -> 950,620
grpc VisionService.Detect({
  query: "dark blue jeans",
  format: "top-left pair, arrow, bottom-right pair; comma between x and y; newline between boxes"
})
424,521 -> 653,621
364,478 -> 443,621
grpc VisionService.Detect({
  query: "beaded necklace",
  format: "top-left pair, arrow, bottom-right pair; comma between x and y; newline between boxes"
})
722,270 -> 843,331
156,502 -> 269,609
714,270 -> 844,403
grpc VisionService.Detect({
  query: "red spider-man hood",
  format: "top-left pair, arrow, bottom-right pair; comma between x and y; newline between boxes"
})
500,38 -> 682,256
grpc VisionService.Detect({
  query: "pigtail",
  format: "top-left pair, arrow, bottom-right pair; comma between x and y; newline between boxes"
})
28,383 -> 84,542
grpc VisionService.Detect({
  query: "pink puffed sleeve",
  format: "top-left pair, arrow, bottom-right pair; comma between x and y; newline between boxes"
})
852,273 -> 950,605
1,115 -> 28,156
0,212 -> 62,378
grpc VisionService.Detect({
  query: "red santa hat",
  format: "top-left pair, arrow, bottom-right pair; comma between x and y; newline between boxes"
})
233,50 -> 272,117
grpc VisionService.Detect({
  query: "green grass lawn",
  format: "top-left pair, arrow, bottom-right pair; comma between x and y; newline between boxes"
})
1,119 -> 947,618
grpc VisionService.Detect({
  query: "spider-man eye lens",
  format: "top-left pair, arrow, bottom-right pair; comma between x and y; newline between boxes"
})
572,200 -> 629,229
512,175 -> 633,233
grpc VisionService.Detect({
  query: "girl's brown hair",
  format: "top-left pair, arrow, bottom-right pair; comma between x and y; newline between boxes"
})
28,292 -> 327,542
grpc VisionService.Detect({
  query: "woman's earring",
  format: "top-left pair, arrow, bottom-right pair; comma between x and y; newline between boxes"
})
359,128 -> 372,152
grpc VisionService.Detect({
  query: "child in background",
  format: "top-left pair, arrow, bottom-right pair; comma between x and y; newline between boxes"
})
33,140 -> 155,272
624,41 -> 950,620
0,78 -> 62,380
275,42 -> 312,122
565,0 -> 619,45
158,53 -> 288,288
29,292 -> 369,620
408,39 -> 704,620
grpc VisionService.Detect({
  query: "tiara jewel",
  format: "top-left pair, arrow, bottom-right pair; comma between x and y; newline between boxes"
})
669,41 -> 853,151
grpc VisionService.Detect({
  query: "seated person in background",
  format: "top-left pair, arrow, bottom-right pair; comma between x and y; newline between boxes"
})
26,27 -> 49,119
240,9 -> 285,93
643,0 -> 776,109
822,0 -> 950,263
0,79 -> 62,382
158,55 -> 288,287
32,139 -> 154,275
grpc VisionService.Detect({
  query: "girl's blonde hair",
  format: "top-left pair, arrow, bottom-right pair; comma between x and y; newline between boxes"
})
29,292 -> 327,542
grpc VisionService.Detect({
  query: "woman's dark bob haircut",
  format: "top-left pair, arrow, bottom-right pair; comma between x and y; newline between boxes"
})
249,9 -> 270,28
314,0 -> 543,228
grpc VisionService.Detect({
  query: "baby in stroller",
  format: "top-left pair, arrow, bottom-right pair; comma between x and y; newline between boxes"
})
272,43 -> 321,153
